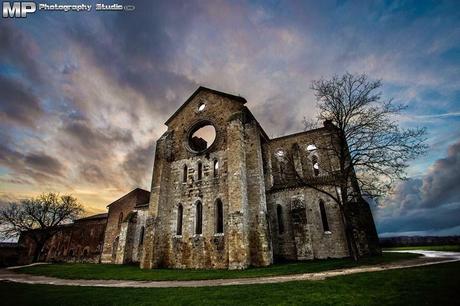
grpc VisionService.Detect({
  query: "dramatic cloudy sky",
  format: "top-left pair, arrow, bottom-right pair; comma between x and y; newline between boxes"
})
1,0 -> 459,236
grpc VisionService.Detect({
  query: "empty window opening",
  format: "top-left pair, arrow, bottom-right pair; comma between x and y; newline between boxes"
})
279,162 -> 285,180
139,226 -> 145,245
195,201 -> 203,235
277,204 -> 284,234
198,103 -> 206,111
188,123 -> 216,152
176,204 -> 183,235
275,149 -> 285,158
118,212 -> 123,229
215,199 -> 224,234
307,144 -> 317,151
183,164 -> 188,183
319,200 -> 330,232
197,162 -> 203,180
213,160 -> 219,177
312,155 -> 320,176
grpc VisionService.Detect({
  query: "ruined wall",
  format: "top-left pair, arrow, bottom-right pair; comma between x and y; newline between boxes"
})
267,187 -> 349,261
130,208 -> 149,263
18,216 -> 107,265
345,198 -> 381,257
101,189 -> 150,264
142,90 -> 271,269
115,207 -> 149,264
264,124 -> 379,261
267,127 -> 340,190
243,122 -> 272,267
139,87 -> 380,269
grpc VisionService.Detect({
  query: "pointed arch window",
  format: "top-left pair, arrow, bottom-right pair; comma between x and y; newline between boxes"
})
215,199 -> 224,234
195,201 -> 203,235
312,155 -> 320,176
213,160 -> 219,177
278,160 -> 286,181
197,162 -> 203,180
319,200 -> 330,232
176,204 -> 183,235
118,212 -> 123,229
183,164 -> 188,183
139,226 -> 145,245
277,204 -> 284,234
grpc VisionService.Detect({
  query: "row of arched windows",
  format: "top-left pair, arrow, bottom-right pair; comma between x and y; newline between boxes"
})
176,199 -> 224,236
276,151 -> 320,179
276,199 -> 330,234
182,160 -> 219,183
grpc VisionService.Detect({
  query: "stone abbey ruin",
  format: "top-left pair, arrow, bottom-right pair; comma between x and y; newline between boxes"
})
18,87 -> 380,269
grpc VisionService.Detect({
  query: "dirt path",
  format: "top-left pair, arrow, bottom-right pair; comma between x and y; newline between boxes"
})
1,250 -> 459,288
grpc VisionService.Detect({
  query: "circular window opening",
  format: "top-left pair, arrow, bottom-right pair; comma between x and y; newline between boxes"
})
198,103 -> 206,112
188,122 -> 216,152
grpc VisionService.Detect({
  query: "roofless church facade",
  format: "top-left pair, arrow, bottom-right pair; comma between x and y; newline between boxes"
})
19,87 -> 380,269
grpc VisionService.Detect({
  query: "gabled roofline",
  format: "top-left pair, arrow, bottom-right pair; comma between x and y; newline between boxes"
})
106,188 -> 150,208
164,86 -> 247,125
75,213 -> 108,222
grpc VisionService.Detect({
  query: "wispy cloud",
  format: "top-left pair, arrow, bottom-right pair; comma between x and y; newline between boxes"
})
0,0 -> 459,236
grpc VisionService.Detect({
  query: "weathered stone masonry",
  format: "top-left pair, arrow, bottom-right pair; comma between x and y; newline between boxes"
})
18,86 -> 380,269
137,86 -> 380,269
101,188 -> 150,264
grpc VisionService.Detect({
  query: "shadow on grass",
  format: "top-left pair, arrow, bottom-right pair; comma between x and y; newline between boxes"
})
15,252 -> 418,281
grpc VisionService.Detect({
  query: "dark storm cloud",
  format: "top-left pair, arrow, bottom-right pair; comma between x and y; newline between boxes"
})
1,0 -> 459,216
63,0 -> 199,115
24,152 -> 65,176
420,141 -> 460,207
377,203 -> 460,234
79,163 -> 111,186
122,142 -> 156,187
375,140 -> 460,235
0,22 -> 43,82
63,118 -> 133,149
0,76 -> 43,127
0,141 -> 65,183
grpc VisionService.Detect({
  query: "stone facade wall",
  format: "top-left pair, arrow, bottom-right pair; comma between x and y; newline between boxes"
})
267,187 -> 349,260
139,87 -> 380,270
18,216 -> 107,265
100,189 -> 150,264
115,207 -> 149,264
16,87 -> 381,269
141,90 -> 267,269
263,127 -> 349,260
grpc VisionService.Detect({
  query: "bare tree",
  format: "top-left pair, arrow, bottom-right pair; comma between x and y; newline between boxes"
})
0,193 -> 84,261
290,73 -> 427,260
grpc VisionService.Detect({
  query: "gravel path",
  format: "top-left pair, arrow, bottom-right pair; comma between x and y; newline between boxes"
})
1,250 -> 459,288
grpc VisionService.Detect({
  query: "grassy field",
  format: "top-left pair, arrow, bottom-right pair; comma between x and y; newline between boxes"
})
2,260 -> 459,305
383,245 -> 460,252
15,252 -> 417,281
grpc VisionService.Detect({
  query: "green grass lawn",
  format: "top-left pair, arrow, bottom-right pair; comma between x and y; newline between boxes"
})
15,252 -> 417,281
383,244 -> 460,252
2,260 -> 459,305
